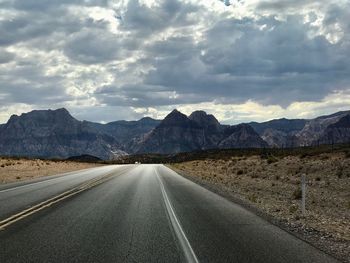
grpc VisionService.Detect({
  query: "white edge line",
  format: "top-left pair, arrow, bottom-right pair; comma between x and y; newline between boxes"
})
155,167 -> 199,263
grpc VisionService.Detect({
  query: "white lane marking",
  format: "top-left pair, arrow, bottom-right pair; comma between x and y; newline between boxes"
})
0,166 -> 117,194
155,167 -> 199,263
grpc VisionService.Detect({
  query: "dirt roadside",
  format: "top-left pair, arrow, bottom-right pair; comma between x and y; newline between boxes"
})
170,152 -> 350,262
0,157 -> 100,184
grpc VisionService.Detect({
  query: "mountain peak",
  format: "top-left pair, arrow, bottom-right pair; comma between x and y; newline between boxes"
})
18,107 -> 71,117
158,109 -> 195,128
54,107 -> 70,114
189,110 -> 207,118
6,108 -> 77,128
169,108 -> 181,115
138,116 -> 157,124
164,109 -> 187,120
189,110 -> 220,127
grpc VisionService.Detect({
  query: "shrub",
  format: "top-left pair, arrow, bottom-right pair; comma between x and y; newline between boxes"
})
237,169 -> 244,175
344,150 -> 350,158
251,173 -> 258,179
292,188 -> 302,200
320,155 -> 330,160
267,156 -> 278,164
336,167 -> 343,178
248,194 -> 258,203
289,204 -> 298,214
315,176 -> 321,181
300,153 -> 308,159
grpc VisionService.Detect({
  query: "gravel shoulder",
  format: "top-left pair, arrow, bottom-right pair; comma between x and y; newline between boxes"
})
170,152 -> 350,262
0,157 -> 100,184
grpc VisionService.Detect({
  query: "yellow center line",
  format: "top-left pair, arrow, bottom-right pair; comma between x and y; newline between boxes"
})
0,166 -> 135,230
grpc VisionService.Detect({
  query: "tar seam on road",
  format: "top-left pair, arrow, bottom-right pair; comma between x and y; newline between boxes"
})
0,166 -> 133,230
155,167 -> 199,263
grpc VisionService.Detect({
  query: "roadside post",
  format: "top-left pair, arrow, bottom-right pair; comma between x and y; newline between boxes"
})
301,174 -> 306,216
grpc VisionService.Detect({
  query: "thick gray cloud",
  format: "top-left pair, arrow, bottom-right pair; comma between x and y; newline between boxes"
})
136,14 -> 350,106
0,0 -> 349,123
121,0 -> 199,37
0,7 -> 92,47
0,0 -> 109,11
0,61 -> 69,106
0,49 -> 14,64
64,29 -> 122,64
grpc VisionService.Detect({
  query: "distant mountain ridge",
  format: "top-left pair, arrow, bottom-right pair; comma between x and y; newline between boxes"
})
134,109 -> 267,154
248,110 -> 350,147
0,108 -> 349,159
0,108 -> 123,160
249,118 -> 307,135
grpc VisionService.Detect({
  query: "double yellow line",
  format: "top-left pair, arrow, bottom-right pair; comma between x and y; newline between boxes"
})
0,166 -> 131,230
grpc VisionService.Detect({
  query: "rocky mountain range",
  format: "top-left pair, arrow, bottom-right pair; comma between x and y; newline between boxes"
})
0,108 -> 349,160
0,109 -> 122,160
249,110 -> 350,148
136,110 -> 267,154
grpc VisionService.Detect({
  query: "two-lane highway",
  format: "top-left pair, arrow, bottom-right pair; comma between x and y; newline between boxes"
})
0,164 -> 337,262
0,165 -> 133,220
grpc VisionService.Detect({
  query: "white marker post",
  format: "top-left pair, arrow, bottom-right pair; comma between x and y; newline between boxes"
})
301,174 -> 306,216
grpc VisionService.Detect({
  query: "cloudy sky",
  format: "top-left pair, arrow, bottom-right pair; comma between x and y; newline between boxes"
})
0,0 -> 349,124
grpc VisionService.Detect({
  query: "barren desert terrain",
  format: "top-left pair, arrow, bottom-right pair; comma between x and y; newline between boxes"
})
0,157 -> 100,184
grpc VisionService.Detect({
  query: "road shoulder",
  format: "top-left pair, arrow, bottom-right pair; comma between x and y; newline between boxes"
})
168,164 -> 349,263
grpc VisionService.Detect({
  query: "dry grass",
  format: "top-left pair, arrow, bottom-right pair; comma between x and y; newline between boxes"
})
0,157 -> 100,184
172,152 -> 350,242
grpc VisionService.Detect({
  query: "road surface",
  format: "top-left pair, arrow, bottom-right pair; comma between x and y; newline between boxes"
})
0,164 -> 337,262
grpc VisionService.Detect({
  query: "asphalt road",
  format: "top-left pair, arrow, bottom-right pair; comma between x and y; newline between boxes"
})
0,164 -> 337,263
0,165 -> 131,220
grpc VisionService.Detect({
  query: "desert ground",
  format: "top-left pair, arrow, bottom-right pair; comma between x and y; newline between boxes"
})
0,157 -> 100,184
171,151 -> 350,262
